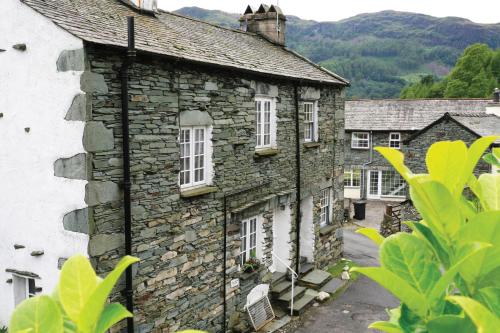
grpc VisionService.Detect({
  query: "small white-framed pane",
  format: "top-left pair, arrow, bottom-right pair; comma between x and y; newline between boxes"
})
352,132 -> 369,148
369,171 -> 379,196
28,278 -> 36,298
13,276 -> 36,306
249,218 -> 257,258
319,188 -> 330,226
389,133 -> 401,149
240,221 -> 248,265
304,102 -> 314,141
264,101 -> 271,146
180,129 -> 191,186
352,169 -> 361,187
256,101 -> 262,147
194,128 -> 205,183
382,170 -> 407,197
343,170 -> 353,187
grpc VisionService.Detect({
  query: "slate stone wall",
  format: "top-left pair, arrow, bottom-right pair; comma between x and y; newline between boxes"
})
84,44 -> 344,332
344,131 -> 413,169
405,118 -> 489,174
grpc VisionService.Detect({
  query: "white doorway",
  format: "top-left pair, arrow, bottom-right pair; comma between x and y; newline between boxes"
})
299,196 -> 314,263
272,200 -> 292,273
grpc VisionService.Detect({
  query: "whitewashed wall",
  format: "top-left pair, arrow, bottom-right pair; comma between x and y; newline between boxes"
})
0,0 -> 87,325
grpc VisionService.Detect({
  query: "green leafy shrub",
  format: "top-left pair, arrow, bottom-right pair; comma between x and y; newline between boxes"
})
353,136 -> 500,332
9,255 -> 138,333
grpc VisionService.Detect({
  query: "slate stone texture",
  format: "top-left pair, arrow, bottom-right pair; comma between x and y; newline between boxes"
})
84,44 -> 345,332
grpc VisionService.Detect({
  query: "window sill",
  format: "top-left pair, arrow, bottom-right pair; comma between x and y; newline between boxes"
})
351,147 -> 370,150
254,148 -> 279,157
303,142 -> 321,149
180,186 -> 218,198
319,224 -> 336,237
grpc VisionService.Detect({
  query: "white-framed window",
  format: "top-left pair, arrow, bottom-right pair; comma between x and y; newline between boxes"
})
240,216 -> 259,265
304,102 -> 318,142
381,170 -> 407,197
13,275 -> 36,306
344,169 -> 361,187
319,188 -> 331,227
179,126 -> 212,188
351,132 -> 370,149
255,97 -> 276,149
389,132 -> 401,149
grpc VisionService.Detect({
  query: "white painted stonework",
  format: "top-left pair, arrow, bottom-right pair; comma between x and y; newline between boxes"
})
0,0 -> 87,325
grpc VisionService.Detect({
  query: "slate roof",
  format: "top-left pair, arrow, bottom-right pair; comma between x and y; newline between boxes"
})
21,0 -> 348,86
345,99 -> 491,131
450,113 -> 500,137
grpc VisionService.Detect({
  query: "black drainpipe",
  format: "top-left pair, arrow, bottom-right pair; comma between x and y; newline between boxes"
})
121,16 -> 136,333
294,84 -> 302,274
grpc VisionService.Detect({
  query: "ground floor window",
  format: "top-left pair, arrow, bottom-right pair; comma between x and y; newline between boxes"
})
344,169 -> 361,187
319,188 -> 331,227
240,216 -> 259,265
13,275 -> 36,306
368,170 -> 407,198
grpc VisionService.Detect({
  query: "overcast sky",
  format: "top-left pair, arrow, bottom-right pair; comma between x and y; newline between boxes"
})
159,0 -> 500,24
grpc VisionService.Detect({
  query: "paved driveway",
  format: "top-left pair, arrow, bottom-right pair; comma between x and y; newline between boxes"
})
291,229 -> 399,333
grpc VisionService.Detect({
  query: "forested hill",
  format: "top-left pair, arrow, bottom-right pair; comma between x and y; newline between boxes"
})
174,7 -> 500,98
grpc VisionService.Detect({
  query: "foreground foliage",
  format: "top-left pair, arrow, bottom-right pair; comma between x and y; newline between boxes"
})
9,255 -> 138,333
354,137 -> 500,332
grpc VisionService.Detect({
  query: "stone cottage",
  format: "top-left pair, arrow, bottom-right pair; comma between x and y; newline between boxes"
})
0,0 -> 349,331
344,98 -> 497,201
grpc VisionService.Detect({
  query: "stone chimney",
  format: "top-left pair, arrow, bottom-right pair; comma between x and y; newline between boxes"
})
240,4 -> 287,46
486,88 -> 500,117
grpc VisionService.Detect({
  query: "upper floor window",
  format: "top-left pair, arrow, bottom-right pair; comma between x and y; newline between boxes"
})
319,188 -> 331,227
180,126 -> 212,188
240,216 -> 260,265
255,97 -> 276,149
13,275 -> 36,306
344,169 -> 361,187
304,102 -> 318,142
389,132 -> 401,149
351,132 -> 370,149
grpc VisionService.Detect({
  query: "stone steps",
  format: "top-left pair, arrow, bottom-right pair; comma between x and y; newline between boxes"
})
278,285 -> 306,303
298,269 -> 332,290
288,292 -> 316,316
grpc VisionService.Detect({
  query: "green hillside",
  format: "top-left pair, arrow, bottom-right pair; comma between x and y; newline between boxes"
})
174,7 -> 500,98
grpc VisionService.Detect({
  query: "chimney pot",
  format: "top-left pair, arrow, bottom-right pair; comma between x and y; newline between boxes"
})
239,4 -> 287,45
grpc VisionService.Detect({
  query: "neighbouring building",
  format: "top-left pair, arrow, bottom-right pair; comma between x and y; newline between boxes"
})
0,0 -> 349,331
344,98 -> 498,201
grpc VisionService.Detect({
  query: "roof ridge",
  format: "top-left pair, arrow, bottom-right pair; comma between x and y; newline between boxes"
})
157,8 -> 251,36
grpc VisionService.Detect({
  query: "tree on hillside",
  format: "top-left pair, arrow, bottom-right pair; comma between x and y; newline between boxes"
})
401,44 -> 500,99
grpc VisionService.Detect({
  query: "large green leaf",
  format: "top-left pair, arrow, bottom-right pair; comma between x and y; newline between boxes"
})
426,140 -> 468,198
78,256 -> 139,332
428,242 -> 491,307
380,233 -> 441,296
58,255 -> 98,323
351,266 -> 428,317
356,227 -> 385,246
374,147 -> 414,183
94,303 -> 132,333
427,315 -> 475,333
457,212 -> 500,289
465,136 -> 499,176
477,174 -> 500,211
476,287 -> 500,315
398,303 -> 426,333
368,322 -> 404,333
9,296 -> 63,333
448,296 -> 500,333
409,179 -> 465,240
406,221 -> 450,268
